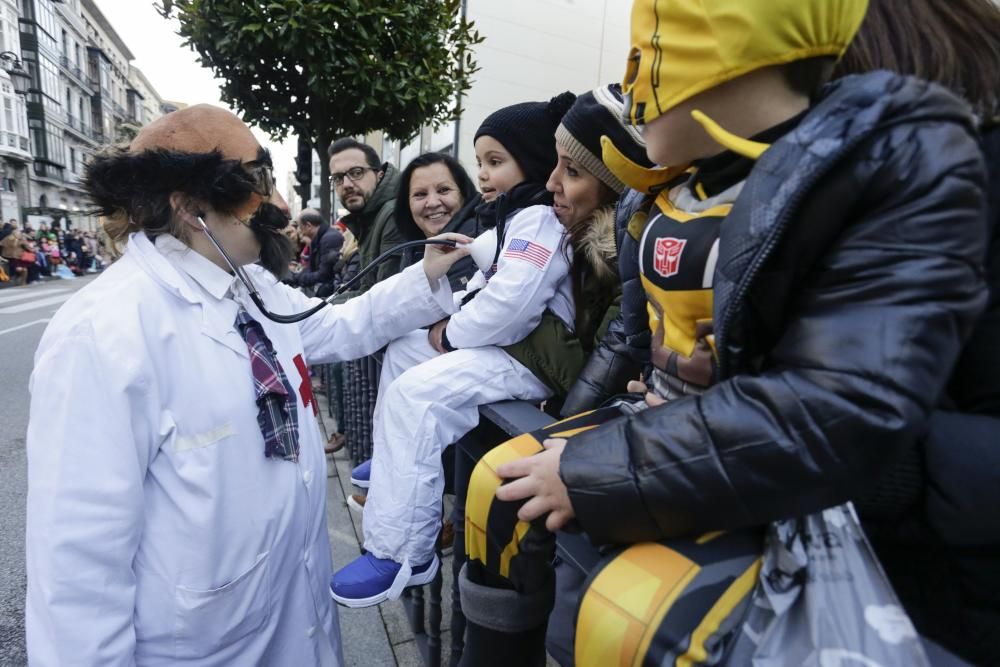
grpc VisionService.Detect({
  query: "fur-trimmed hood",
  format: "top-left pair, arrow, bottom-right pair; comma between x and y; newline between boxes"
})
575,203 -> 618,285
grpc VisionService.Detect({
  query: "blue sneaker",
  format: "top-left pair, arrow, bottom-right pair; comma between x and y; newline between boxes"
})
330,553 -> 439,608
350,459 -> 371,488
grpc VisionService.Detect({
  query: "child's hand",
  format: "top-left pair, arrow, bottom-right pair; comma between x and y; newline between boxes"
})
423,232 -> 472,282
495,438 -> 575,532
627,379 -> 666,407
428,319 -> 450,354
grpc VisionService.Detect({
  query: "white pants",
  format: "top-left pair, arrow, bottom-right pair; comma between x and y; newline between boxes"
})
363,329 -> 550,565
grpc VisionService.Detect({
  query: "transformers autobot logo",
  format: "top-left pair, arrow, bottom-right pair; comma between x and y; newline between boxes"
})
654,237 -> 686,278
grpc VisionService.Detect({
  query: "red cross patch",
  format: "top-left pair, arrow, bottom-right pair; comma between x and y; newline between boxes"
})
292,354 -> 318,416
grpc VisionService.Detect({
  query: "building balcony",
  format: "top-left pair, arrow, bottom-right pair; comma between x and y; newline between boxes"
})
63,114 -> 98,145
0,131 -> 34,162
58,55 -> 94,93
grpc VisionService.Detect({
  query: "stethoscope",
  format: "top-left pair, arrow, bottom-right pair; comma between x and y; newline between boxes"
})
196,216 -> 459,324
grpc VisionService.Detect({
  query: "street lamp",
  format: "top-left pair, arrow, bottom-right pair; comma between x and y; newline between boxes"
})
0,52 -> 31,96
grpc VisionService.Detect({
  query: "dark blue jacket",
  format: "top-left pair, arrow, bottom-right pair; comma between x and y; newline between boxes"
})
290,223 -> 343,295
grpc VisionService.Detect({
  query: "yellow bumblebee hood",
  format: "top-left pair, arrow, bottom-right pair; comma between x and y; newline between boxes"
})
622,0 -> 868,127
608,0 -> 868,193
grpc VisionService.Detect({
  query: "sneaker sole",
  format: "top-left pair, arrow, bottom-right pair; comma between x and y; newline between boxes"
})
349,477 -> 370,489
347,495 -> 365,513
330,555 -> 440,609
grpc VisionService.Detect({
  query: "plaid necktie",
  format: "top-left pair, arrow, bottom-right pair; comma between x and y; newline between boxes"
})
235,307 -> 300,462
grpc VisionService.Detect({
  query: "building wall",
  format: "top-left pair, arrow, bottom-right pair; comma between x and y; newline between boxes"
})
454,0 -> 631,173
80,0 -> 131,149
54,0 -> 99,218
128,66 -> 163,127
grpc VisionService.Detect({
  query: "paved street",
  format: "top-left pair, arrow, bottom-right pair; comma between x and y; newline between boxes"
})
0,276 -> 97,666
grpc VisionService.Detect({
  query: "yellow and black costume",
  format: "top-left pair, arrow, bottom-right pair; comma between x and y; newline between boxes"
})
462,120 -> 790,666
454,0 -> 989,664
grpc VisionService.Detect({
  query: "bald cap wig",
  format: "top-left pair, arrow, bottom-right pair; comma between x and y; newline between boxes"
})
84,104 -> 274,245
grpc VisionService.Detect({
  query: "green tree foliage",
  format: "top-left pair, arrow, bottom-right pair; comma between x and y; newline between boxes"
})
158,0 -> 483,216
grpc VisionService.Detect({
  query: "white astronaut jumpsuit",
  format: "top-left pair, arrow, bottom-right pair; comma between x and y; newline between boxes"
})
362,204 -> 575,569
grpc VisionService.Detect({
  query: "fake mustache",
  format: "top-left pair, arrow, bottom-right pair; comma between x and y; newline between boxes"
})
249,202 -> 291,231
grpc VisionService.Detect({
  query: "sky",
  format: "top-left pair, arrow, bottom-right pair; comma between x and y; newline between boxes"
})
92,0 -> 296,190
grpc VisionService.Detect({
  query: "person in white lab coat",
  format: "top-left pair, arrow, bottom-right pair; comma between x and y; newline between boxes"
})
330,88 -> 651,608
24,104 -> 468,666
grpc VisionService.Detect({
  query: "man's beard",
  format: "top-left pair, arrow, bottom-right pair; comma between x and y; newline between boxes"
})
342,190 -> 368,213
249,202 -> 294,276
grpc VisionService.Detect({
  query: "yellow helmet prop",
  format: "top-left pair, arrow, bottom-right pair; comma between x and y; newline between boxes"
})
622,0 -> 869,127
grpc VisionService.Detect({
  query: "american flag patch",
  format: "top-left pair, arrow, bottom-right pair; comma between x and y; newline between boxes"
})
503,238 -> 552,270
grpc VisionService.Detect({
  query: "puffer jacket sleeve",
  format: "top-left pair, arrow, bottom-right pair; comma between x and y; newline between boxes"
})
560,311 -> 642,415
560,118 -> 989,545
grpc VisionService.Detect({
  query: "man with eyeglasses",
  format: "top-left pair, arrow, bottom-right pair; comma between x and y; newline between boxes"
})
328,138 -> 404,294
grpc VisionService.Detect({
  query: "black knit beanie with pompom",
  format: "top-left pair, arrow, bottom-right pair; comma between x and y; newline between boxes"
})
474,91 -> 577,186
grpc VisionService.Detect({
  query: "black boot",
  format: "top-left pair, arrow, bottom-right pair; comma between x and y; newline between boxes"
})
458,614 -> 548,667
457,561 -> 554,667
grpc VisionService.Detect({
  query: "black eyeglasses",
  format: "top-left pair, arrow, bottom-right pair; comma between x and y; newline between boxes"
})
329,166 -> 376,187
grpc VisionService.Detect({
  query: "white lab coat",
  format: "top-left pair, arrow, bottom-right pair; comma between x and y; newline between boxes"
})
25,232 -> 454,666
362,205 -> 571,566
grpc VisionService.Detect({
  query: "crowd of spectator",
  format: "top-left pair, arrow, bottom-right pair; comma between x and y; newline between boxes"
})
0,218 -> 109,286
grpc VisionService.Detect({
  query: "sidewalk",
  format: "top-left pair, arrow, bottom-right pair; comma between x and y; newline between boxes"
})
320,400 -> 456,667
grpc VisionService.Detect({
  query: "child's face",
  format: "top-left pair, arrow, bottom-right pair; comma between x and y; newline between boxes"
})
641,96 -> 717,167
474,136 -> 526,203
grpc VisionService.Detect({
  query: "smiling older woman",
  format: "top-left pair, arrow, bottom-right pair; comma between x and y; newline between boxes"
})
394,152 -> 483,291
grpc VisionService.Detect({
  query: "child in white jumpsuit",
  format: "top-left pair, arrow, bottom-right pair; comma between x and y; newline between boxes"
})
332,93 -> 588,607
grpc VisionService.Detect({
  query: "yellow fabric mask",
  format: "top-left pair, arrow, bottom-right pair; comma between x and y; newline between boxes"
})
622,0 -> 869,126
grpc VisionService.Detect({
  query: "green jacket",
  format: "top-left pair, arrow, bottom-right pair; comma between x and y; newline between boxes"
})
503,205 -> 620,398
342,163 -> 404,294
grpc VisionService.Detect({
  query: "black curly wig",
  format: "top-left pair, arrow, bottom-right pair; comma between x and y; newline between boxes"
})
83,147 -> 265,244
83,145 -> 295,275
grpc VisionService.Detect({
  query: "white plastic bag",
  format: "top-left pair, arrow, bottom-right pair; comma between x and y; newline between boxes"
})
735,504 -> 929,667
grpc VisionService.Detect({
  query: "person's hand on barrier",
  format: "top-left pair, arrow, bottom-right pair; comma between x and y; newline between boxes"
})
428,318 -> 450,354
627,379 -> 666,407
495,438 -> 575,532
423,232 -> 472,283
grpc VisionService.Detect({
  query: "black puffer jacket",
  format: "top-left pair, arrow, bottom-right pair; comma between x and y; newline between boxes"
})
863,123 -> 1000,665
560,72 -> 987,546
288,222 -> 343,296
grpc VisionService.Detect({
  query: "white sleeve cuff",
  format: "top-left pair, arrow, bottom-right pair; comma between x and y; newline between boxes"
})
407,261 -> 456,317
